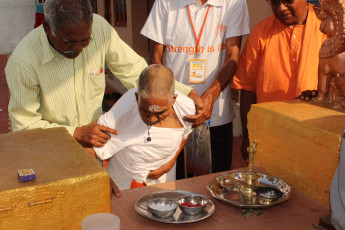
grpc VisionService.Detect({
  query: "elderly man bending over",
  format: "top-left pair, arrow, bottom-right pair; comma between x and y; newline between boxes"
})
93,65 -> 195,192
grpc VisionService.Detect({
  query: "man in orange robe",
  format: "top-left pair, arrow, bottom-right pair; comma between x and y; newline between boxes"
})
231,0 -> 326,160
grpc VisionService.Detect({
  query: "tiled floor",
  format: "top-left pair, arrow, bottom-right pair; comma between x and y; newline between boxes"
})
0,54 -> 247,169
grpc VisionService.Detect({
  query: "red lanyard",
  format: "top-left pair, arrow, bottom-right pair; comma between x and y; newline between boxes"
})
187,5 -> 211,54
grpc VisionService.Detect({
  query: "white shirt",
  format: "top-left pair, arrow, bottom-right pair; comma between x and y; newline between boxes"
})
94,89 -> 195,190
141,0 -> 250,126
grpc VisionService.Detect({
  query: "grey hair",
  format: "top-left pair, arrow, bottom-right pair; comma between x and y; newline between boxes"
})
44,0 -> 93,35
138,64 -> 175,103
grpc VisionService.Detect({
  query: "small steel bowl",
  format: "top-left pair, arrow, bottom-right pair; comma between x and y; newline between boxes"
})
255,187 -> 283,204
177,195 -> 208,216
147,198 -> 178,219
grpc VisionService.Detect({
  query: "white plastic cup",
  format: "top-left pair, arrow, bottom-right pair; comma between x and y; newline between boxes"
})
81,213 -> 120,230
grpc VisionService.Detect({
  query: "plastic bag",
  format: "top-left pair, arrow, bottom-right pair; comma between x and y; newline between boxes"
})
185,120 -> 212,176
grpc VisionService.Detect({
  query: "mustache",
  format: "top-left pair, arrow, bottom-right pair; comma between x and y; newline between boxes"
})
63,50 -> 78,54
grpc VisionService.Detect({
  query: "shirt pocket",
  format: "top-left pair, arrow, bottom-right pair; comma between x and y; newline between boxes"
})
88,66 -> 105,100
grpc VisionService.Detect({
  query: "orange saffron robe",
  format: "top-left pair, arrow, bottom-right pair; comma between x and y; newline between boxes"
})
232,4 -> 326,103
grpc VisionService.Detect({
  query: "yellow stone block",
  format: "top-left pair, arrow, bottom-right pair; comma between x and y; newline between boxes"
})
248,100 -> 345,205
0,128 -> 111,230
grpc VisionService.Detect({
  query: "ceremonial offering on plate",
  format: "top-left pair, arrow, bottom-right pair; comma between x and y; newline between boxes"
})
135,191 -> 215,224
147,198 -> 178,219
177,195 -> 208,216
207,141 -> 293,208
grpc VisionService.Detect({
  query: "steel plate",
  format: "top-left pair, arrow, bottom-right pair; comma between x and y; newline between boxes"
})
135,190 -> 215,224
206,172 -> 293,208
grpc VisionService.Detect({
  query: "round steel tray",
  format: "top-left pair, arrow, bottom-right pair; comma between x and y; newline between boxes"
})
206,172 -> 293,208
135,190 -> 215,224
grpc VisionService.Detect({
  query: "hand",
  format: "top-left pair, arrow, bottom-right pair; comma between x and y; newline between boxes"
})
110,177 -> 121,197
73,121 -> 119,147
241,136 -> 250,164
298,90 -> 318,101
200,90 -> 215,121
147,167 -> 167,180
186,89 -> 217,128
147,159 -> 175,180
183,89 -> 205,127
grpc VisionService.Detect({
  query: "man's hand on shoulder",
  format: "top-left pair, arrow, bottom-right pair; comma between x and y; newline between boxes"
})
185,87 -> 218,127
200,88 -> 217,122
183,89 -> 206,127
73,121 -> 119,147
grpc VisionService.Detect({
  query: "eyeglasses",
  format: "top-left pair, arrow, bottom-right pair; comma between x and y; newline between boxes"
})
266,0 -> 295,5
60,36 -> 93,47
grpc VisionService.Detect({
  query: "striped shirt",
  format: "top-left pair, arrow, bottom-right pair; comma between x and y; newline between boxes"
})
6,14 -> 192,135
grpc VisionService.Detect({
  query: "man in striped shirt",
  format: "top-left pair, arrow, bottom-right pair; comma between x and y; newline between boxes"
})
6,0 -> 202,150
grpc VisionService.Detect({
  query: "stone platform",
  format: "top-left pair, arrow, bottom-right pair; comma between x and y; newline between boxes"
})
248,100 -> 345,205
0,128 -> 111,230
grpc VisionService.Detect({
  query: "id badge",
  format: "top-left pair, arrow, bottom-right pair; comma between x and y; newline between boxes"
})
189,59 -> 206,83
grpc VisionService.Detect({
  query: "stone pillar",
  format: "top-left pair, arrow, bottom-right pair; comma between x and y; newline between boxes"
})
247,100 -> 344,205
0,128 -> 111,230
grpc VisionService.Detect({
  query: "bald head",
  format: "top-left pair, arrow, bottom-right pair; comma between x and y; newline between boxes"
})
44,0 -> 93,35
138,64 -> 175,102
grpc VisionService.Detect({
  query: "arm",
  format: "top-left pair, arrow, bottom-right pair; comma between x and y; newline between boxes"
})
240,90 -> 256,161
299,58 -> 330,101
313,58 -> 330,102
149,40 -> 164,65
200,0 -> 250,113
298,57 -> 323,101
198,36 -> 242,125
231,29 -> 263,162
6,60 -> 117,148
105,23 -> 148,90
147,137 -> 189,180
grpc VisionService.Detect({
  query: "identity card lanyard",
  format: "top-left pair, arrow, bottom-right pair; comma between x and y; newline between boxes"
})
187,5 -> 210,84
